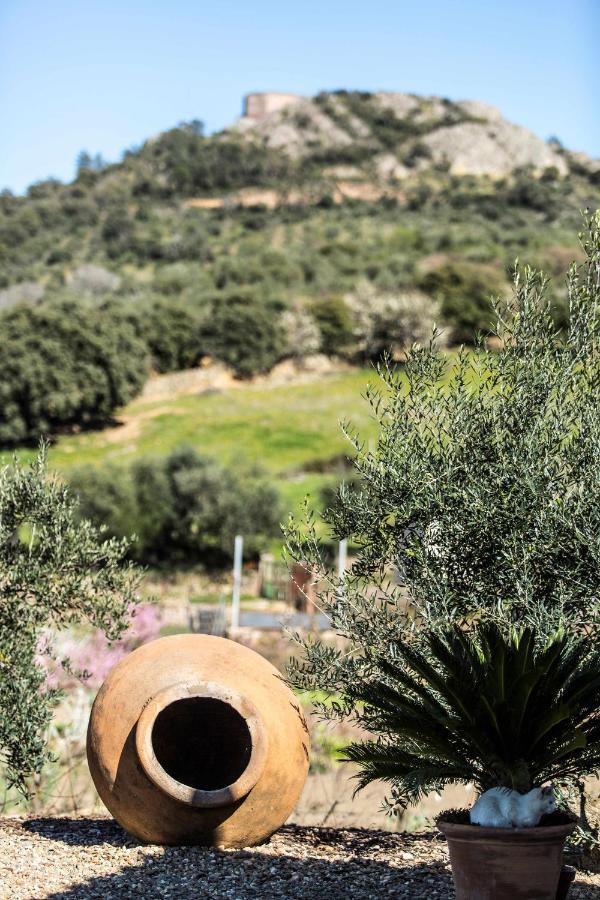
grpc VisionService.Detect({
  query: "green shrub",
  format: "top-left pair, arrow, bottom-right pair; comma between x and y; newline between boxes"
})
101,207 -> 134,258
143,299 -> 207,373
419,259 -> 508,343
507,168 -> 561,217
202,294 -> 286,377
310,295 -> 355,356
0,300 -> 149,446
213,247 -> 302,291
67,463 -> 140,541
152,262 -> 206,295
71,446 -> 282,567
138,128 -> 292,196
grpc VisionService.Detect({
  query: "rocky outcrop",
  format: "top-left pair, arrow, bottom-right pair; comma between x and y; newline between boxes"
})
232,90 -> 575,180
420,119 -> 569,177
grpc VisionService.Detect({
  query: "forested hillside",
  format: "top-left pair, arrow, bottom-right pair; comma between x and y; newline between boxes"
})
1,89 -> 599,450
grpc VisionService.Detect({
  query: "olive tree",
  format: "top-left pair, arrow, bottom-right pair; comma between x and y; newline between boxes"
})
286,213 -> 600,810
0,448 -> 140,795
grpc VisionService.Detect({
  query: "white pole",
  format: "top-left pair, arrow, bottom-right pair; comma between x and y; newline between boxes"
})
338,538 -> 348,579
231,534 -> 243,630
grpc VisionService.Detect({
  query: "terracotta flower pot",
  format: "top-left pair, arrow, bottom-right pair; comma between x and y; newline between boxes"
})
87,634 -> 310,847
437,818 -> 576,900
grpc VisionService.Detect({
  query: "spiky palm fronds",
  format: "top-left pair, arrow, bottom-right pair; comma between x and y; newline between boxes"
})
343,622 -> 600,807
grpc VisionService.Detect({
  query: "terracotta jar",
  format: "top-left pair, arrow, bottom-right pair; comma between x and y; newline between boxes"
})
437,819 -> 576,900
87,634 -> 310,847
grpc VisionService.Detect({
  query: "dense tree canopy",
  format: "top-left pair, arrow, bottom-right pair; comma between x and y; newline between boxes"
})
0,300 -> 149,446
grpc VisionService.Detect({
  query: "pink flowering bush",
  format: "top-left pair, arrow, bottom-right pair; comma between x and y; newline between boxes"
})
41,604 -> 161,690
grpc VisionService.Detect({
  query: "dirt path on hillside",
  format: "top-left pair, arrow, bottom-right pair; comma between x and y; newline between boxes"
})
103,403 -> 190,444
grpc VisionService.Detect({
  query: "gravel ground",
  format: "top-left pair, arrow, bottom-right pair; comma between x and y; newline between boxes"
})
1,816 -> 600,899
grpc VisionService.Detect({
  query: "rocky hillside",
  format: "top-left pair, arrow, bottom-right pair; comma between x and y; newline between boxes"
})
232,90 -> 597,181
1,88 -> 599,308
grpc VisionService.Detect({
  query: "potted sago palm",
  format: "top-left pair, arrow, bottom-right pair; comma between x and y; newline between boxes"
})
285,213 -> 600,900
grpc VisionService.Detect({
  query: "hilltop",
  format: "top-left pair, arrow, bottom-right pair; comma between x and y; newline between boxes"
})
1,88 -> 598,292
234,90 -> 586,179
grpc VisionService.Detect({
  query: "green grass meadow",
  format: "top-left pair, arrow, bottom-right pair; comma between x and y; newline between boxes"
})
56,369 -> 375,468
3,369 -> 382,524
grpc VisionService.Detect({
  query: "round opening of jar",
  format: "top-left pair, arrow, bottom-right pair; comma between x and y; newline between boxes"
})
151,697 -> 252,791
135,682 -> 268,808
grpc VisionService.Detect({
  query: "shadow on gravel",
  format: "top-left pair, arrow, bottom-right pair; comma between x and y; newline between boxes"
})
22,820 -> 455,899
15,820 -> 599,899
42,852 -> 454,900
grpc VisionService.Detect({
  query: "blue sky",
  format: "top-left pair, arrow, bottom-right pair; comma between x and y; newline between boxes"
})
1,0 -> 598,194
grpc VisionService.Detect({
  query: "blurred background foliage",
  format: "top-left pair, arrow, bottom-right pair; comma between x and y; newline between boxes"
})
1,106 -> 598,571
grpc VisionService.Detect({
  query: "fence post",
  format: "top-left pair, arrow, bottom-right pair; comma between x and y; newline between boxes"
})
231,534 -> 243,631
338,538 -> 348,579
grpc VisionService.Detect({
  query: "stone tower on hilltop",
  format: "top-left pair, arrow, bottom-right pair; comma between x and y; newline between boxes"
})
243,92 -> 302,121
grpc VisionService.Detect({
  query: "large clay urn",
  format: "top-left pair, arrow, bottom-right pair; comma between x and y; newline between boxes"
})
87,634 -> 310,847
